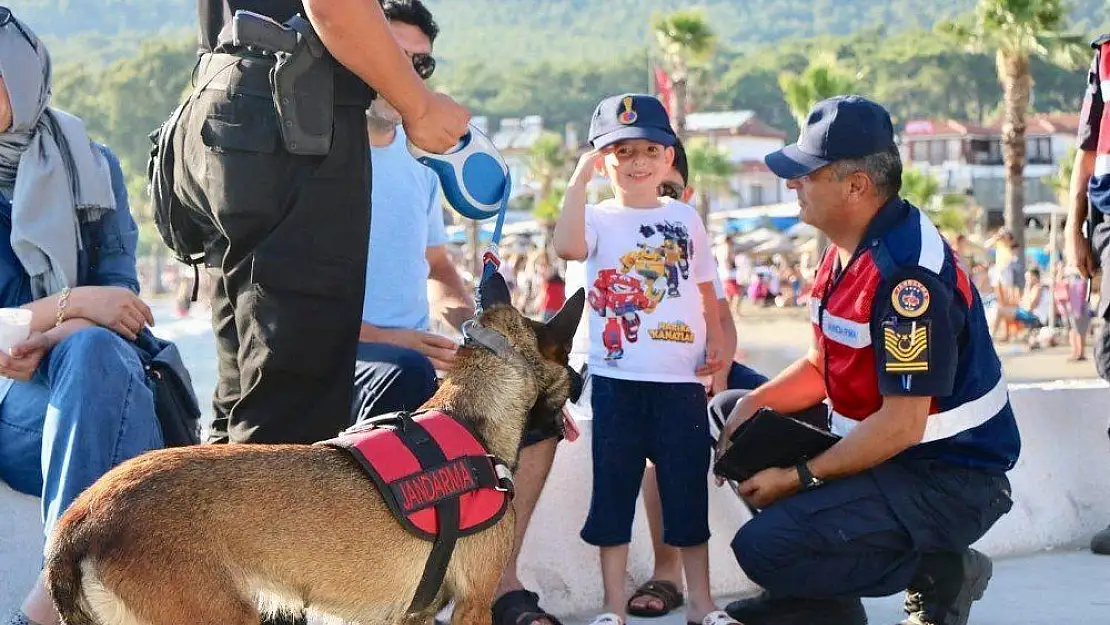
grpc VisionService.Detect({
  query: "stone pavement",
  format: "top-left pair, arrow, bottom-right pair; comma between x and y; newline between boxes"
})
562,550 -> 1110,625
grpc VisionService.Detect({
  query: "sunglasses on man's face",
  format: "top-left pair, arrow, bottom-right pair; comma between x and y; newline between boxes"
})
659,181 -> 685,200
407,51 -> 436,80
0,7 -> 32,44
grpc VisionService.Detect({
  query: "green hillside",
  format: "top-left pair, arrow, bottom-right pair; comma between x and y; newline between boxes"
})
11,0 -> 1109,67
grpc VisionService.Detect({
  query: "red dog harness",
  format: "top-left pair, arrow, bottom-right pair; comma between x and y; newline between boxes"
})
320,410 -> 514,614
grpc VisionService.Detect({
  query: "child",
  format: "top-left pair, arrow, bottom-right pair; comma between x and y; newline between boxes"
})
553,93 -> 736,625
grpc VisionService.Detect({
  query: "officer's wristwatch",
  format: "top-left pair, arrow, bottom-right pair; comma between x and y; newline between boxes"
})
796,461 -> 824,490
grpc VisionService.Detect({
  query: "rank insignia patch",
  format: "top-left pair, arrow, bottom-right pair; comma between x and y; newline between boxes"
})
882,320 -> 929,373
891,279 -> 930,318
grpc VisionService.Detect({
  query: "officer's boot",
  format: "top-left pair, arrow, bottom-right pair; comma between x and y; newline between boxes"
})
900,549 -> 992,625
1091,524 -> 1110,555
725,590 -> 867,625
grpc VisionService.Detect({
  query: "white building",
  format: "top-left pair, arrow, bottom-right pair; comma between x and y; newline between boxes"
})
900,114 -> 1079,228
683,110 -> 792,212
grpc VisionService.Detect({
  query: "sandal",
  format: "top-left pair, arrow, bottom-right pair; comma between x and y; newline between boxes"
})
588,613 -> 624,625
627,579 -> 684,617
689,610 -> 741,625
491,589 -> 563,625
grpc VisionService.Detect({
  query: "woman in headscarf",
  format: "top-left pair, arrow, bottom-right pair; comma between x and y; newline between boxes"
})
0,10 -> 164,625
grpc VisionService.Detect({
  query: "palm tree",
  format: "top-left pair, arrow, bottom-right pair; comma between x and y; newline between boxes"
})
685,138 -> 733,223
778,53 -> 861,254
652,8 -> 716,140
528,132 -> 570,262
778,53 -> 862,132
937,0 -> 1087,273
903,167 -> 969,234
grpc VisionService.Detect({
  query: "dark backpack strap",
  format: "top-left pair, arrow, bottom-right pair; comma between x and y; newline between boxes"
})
400,419 -> 462,616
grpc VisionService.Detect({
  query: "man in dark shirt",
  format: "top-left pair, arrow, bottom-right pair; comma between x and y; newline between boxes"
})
170,3 -> 468,624
173,1 -> 468,449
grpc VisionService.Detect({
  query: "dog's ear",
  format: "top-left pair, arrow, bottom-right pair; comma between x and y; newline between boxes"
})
478,271 -> 512,310
542,288 -> 585,352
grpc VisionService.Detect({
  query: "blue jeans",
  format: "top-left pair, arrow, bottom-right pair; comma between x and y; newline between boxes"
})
0,327 -> 163,552
350,341 -> 438,426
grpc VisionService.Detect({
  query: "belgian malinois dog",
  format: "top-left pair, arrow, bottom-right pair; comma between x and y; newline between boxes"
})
45,274 -> 585,625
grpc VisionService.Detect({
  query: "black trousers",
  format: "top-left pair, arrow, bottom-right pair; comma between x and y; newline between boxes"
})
174,54 -> 372,445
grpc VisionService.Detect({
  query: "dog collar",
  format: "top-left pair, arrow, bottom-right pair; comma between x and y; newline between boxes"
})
460,319 -> 515,359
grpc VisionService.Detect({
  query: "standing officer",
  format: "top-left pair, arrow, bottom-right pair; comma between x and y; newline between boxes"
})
166,0 -> 469,448
1064,33 -> 1110,556
714,96 -> 1020,625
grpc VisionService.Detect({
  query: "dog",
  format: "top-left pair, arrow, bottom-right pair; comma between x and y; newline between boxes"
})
45,273 -> 585,625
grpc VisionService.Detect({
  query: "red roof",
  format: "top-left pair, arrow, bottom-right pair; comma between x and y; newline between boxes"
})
903,114 -> 1081,138
902,119 -> 992,136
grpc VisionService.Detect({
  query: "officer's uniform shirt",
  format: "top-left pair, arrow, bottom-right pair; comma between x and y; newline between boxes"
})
810,198 -> 1021,472
1079,35 -> 1110,215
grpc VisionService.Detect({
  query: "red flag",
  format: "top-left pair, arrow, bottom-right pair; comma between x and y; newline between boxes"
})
654,65 -> 674,120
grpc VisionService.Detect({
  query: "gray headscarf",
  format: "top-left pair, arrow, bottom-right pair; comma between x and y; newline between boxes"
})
0,13 -> 115,299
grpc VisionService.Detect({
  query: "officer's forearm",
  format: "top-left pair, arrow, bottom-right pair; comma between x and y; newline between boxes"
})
742,351 -> 826,415
808,395 -> 930,481
1068,150 -> 1096,235
304,0 -> 428,118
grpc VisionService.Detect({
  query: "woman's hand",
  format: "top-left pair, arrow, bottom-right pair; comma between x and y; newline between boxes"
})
69,286 -> 154,341
0,332 -> 57,381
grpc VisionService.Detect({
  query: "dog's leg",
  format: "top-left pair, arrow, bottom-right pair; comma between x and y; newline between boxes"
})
448,555 -> 501,625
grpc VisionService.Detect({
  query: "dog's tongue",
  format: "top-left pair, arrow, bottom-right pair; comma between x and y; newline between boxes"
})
561,406 -> 580,443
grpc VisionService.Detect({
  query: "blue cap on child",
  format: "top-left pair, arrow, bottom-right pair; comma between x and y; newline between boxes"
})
588,94 -> 677,150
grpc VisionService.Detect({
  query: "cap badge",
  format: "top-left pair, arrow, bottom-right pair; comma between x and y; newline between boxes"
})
618,96 -> 638,125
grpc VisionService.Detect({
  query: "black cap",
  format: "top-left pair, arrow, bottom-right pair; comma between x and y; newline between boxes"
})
765,95 -> 896,179
588,94 -> 676,150
672,137 -> 689,185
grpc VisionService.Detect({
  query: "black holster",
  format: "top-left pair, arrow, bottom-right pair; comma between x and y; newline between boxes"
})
227,11 -> 334,155
269,15 -> 334,156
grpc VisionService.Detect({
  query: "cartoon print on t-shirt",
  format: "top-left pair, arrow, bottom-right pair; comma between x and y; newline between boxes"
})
618,244 -> 667,304
588,268 -> 657,362
645,221 -> 692,296
592,219 -> 698,364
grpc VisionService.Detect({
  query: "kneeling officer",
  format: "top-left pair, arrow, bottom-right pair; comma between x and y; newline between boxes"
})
714,96 -> 1020,625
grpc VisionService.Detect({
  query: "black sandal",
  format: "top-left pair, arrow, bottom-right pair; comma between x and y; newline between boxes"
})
492,589 -> 563,625
627,579 -> 685,617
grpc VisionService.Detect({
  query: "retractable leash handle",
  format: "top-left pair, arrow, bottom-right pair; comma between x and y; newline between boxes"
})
408,124 -> 510,221
409,123 -> 513,314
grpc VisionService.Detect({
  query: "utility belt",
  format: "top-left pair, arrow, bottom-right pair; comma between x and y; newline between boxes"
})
199,11 -> 376,156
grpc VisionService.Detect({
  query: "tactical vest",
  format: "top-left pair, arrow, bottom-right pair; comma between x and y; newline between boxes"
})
320,410 -> 513,612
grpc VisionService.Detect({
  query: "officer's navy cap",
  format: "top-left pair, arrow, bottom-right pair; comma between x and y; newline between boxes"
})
589,94 -> 676,150
765,95 -> 897,179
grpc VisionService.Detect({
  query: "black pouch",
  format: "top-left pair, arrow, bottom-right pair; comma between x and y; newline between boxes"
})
148,100 -> 207,279
134,329 -> 202,447
713,407 -> 840,483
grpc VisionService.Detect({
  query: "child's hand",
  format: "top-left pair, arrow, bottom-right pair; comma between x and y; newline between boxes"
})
570,148 -> 605,187
699,332 -> 726,377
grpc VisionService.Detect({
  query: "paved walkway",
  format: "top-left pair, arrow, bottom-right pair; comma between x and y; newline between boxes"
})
563,550 -> 1110,625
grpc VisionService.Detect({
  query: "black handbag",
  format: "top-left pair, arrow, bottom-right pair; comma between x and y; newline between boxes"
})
133,328 -> 202,447
712,407 -> 840,483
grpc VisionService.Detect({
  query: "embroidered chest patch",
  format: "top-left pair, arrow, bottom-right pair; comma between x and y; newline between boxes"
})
882,320 -> 930,373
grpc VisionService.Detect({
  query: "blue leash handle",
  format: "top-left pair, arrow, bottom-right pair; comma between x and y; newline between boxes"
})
476,172 -> 512,308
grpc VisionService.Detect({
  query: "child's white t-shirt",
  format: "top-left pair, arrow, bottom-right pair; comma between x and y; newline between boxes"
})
578,198 -> 716,383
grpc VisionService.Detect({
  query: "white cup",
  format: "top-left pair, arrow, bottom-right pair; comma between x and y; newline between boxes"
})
0,308 -> 32,354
